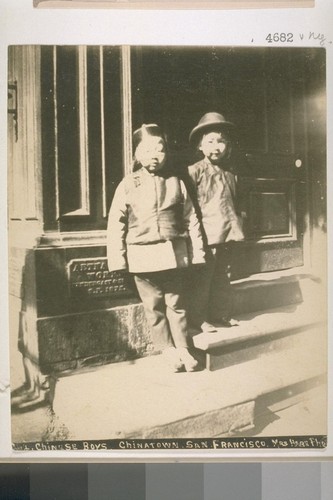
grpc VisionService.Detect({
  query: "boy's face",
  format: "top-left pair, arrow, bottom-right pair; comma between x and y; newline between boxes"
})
135,137 -> 166,173
199,131 -> 229,165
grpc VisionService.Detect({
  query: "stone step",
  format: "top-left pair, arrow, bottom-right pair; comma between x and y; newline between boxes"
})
46,287 -> 326,442
36,268 -> 324,375
230,268 -> 323,315
50,312 -> 326,440
192,302 -> 326,371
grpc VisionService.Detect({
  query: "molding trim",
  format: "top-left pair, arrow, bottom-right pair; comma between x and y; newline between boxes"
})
121,46 -> 132,176
38,230 -> 107,248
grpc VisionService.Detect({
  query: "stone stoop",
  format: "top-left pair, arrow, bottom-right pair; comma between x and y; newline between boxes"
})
21,269 -> 326,443
48,271 -> 326,441
34,268 -> 324,375
230,268 -> 323,316
48,301 -> 326,441
192,302 -> 326,372
191,268 -> 326,373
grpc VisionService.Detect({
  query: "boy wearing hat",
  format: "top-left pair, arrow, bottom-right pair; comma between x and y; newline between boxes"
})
186,112 -> 244,333
107,124 -> 205,371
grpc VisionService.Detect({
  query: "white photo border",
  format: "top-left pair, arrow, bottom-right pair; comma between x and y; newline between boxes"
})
1,0 -> 332,461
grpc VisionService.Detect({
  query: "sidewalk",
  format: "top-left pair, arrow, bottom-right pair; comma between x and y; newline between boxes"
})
11,338 -> 326,443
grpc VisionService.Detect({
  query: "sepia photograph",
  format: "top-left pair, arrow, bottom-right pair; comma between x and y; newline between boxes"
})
8,45 -> 327,452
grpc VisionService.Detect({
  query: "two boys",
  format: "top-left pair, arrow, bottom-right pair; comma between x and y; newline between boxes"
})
107,113 -> 243,371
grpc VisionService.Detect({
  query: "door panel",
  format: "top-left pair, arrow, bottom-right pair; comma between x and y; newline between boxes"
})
241,178 -> 297,240
40,45 -> 122,232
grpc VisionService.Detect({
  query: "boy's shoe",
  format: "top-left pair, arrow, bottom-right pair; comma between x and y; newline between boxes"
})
177,347 -> 199,372
218,317 -> 239,327
163,347 -> 184,372
200,321 -> 218,333
206,318 -> 240,329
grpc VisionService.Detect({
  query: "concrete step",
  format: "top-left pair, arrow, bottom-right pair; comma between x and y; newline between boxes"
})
49,311 -> 326,440
192,302 -> 326,371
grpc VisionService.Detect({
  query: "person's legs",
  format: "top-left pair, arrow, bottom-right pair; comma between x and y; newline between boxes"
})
134,272 -> 184,372
134,273 -> 173,351
162,270 -> 189,349
184,251 -> 216,331
208,244 -> 235,325
162,270 -> 199,371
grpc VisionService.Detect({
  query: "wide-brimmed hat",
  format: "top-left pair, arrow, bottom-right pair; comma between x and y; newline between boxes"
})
189,112 -> 235,145
133,123 -> 165,149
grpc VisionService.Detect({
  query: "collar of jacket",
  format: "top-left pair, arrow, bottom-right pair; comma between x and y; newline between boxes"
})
135,165 -> 176,179
203,157 -> 228,173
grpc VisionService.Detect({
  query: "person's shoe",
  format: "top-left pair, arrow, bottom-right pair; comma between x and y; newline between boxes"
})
201,321 -> 218,333
211,317 -> 239,328
219,317 -> 239,327
177,347 -> 199,372
163,347 -> 184,372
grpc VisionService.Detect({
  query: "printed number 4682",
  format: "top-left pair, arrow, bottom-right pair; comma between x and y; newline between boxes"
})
266,33 -> 293,43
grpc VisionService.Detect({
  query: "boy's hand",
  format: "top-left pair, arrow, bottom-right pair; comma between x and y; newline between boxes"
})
227,220 -> 245,242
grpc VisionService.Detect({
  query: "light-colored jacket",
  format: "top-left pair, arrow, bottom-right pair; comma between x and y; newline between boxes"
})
107,167 -> 205,273
188,159 -> 244,246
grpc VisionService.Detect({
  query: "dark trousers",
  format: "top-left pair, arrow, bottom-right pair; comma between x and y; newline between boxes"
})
186,244 -> 232,329
134,269 -> 189,351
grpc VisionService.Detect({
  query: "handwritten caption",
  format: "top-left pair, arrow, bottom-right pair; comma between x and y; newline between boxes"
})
259,32 -> 331,46
13,435 -> 327,451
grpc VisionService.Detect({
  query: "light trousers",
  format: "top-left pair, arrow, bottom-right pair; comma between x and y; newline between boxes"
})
134,269 -> 190,351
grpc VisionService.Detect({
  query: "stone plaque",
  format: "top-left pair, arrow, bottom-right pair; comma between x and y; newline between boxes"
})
68,258 -> 133,298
